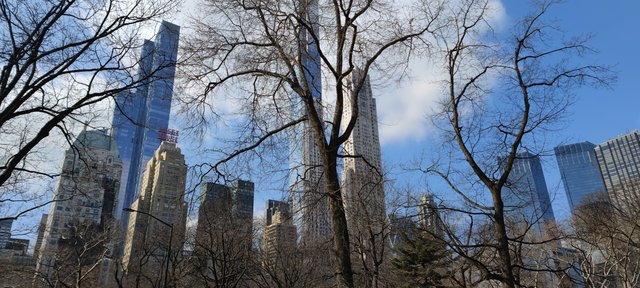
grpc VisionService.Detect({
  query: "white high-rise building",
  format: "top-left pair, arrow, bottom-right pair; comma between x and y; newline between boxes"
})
341,69 -> 385,244
36,128 -> 122,284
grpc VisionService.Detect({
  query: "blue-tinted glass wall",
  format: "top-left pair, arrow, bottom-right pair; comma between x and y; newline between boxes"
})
504,152 -> 556,232
554,142 -> 606,213
112,21 -> 180,226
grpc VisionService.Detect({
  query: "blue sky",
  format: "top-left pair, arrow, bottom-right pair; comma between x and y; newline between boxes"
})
380,0 -> 640,221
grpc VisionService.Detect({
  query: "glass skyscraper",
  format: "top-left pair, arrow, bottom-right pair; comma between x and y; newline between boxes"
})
554,142 -> 606,213
289,0 -> 330,241
504,152 -> 556,233
595,131 -> 640,212
112,21 -> 180,226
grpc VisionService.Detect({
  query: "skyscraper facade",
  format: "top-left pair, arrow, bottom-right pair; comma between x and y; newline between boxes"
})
289,0 -> 329,242
122,141 -> 187,276
33,214 -> 48,259
112,21 -> 180,227
36,128 -> 123,282
504,152 -> 556,233
595,131 -> 640,212
554,142 -> 607,213
340,69 -> 386,241
262,200 -> 297,268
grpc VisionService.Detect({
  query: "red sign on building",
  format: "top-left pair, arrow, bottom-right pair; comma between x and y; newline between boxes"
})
157,128 -> 179,143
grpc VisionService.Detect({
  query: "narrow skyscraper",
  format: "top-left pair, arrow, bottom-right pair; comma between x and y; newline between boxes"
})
504,152 -> 556,233
341,69 -> 386,243
122,141 -> 187,282
113,21 -> 180,227
554,142 -> 607,213
289,0 -> 329,241
595,131 -> 640,212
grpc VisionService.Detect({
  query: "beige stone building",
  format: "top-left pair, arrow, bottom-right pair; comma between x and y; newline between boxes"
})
122,141 -> 187,286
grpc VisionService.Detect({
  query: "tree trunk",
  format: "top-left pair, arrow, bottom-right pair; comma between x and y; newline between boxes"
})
324,150 -> 354,288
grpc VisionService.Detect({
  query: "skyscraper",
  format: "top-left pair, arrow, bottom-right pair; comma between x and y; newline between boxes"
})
340,69 -> 386,241
289,0 -> 329,241
554,142 -> 607,213
504,152 -> 556,233
36,128 -> 122,283
193,180 -> 254,275
595,131 -> 640,212
195,180 -> 255,242
122,141 -> 187,277
33,214 -> 48,258
262,200 -> 297,268
112,21 -> 180,227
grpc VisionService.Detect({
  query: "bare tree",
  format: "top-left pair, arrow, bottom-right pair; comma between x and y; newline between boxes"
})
181,0 -> 444,286
419,0 -> 612,287
0,0 -> 177,222
570,194 -> 640,288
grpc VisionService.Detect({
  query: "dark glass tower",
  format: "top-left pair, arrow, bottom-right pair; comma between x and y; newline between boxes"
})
112,21 -> 180,227
504,152 -> 556,233
554,142 -> 607,213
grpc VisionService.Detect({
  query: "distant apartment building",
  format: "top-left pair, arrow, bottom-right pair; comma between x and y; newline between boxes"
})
504,152 -> 556,234
194,180 -> 254,276
418,195 -> 443,237
0,219 -> 12,249
33,214 -> 48,259
195,180 -> 254,245
595,131 -> 640,212
112,21 -> 180,228
35,128 -> 122,285
262,200 -> 296,267
554,142 -> 607,213
341,69 -> 386,243
122,141 -> 187,280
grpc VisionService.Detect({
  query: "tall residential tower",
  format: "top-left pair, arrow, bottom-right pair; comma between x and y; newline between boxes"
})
35,129 -> 123,284
289,0 -> 329,241
112,21 -> 180,227
341,69 -> 385,242
122,142 -> 187,280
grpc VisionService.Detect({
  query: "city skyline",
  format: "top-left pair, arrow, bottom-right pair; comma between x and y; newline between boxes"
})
2,4 -> 638,272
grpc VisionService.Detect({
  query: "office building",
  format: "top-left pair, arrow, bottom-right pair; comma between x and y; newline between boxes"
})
504,152 -> 556,233
595,131 -> 640,212
554,142 -> 607,213
122,141 -> 187,277
35,128 -> 122,283
341,69 -> 386,240
289,0 -> 329,242
195,180 -> 255,243
113,21 -> 180,227
262,200 -> 296,267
